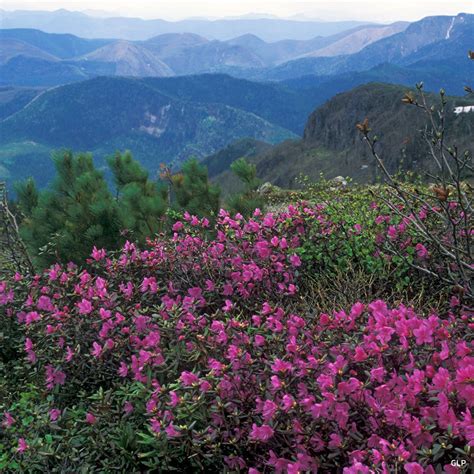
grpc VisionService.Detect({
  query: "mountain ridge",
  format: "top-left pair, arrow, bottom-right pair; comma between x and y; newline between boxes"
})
0,9 -> 372,41
209,83 -> 474,189
0,76 -> 297,188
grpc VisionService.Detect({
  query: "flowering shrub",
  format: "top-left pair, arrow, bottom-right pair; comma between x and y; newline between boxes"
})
357,85 -> 473,299
1,203 -> 473,472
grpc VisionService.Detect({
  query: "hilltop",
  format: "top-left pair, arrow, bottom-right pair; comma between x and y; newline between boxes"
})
76,41 -> 174,77
210,83 -> 474,189
0,76 -> 298,188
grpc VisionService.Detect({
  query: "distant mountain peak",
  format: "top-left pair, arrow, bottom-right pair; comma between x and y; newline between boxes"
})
78,41 -> 174,77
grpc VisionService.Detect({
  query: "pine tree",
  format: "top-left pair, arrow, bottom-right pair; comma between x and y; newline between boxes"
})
172,158 -> 221,218
108,152 -> 168,241
230,158 -> 260,191
18,151 -> 121,267
227,158 -> 264,217
14,177 -> 38,217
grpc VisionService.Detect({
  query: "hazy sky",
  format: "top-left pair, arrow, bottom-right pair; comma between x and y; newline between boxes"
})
2,0 -> 473,22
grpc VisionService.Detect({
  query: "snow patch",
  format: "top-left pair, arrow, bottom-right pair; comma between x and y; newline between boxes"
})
454,105 -> 474,114
445,17 -> 455,39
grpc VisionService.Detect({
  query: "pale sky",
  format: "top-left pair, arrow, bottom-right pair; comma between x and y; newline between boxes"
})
2,0 -> 473,22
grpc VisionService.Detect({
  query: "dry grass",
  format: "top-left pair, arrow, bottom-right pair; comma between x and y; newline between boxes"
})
293,264 -> 451,317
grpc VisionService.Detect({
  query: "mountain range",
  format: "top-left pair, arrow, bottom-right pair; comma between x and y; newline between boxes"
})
208,83 -> 474,192
0,75 -> 301,188
0,9 -> 371,42
0,10 -> 473,193
261,13 -> 473,80
2,78 -> 472,193
0,12 -> 471,93
0,23 -> 410,85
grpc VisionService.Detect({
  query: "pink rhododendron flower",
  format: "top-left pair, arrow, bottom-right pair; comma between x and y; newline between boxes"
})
404,463 -> 424,474
123,402 -> 134,415
91,246 -> 106,261
413,322 -> 433,345
222,299 -> 234,312
262,400 -> 278,421
249,424 -> 274,442
180,371 -> 199,386
49,409 -> 61,422
77,299 -> 92,315
289,254 -> 301,267
271,359 -> 292,373
328,433 -> 343,448
415,243 -> 429,259
172,221 -> 184,232
165,424 -> 181,437
86,413 -> 97,424
343,462 -> 372,474
17,438 -> 28,453
45,365 -> 66,390
91,341 -> 102,358
25,311 -> 40,325
2,412 -> 15,427
169,391 -> 180,407
199,380 -> 211,392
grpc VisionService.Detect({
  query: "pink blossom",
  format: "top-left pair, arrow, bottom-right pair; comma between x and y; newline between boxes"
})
328,433 -> 343,448
17,438 -> 28,453
118,361 -> 129,377
165,424 -> 181,437
77,299 -> 93,314
249,424 -> 274,442
86,413 -> 97,424
404,463 -> 424,474
169,391 -> 180,406
91,246 -> 106,261
271,359 -> 292,373
45,365 -> 66,390
199,380 -> 211,392
343,463 -> 372,474
415,243 -> 429,259
262,400 -> 278,421
172,221 -> 184,231
413,322 -> 433,345
180,371 -> 199,386
270,375 -> 282,390
2,412 -> 15,427
289,254 -> 302,267
25,311 -> 41,325
387,225 -> 398,239
91,341 -> 102,358
281,394 -> 295,411
222,299 -> 234,312
49,409 -> 61,422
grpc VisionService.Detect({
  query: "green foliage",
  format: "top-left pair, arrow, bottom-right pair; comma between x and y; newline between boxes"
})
294,175 -> 415,292
14,177 -> 38,217
14,152 -> 236,268
108,151 -> 149,190
16,151 -> 169,268
108,152 -> 168,241
172,158 -> 221,218
226,157 -> 265,217
17,151 -> 121,267
230,157 -> 260,191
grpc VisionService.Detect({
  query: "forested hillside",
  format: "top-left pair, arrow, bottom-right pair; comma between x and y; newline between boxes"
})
210,83 -> 474,189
